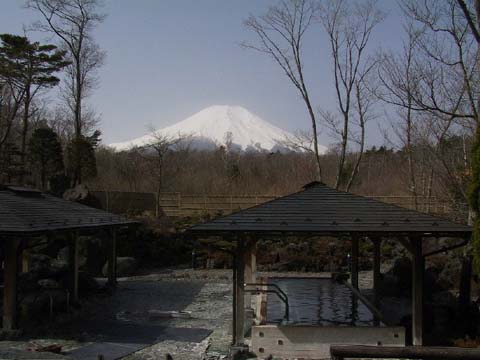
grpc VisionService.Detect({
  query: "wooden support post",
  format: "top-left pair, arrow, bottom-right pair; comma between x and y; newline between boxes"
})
3,238 -> 19,330
351,235 -> 359,290
411,237 -> 424,346
21,246 -> 29,273
234,237 -> 245,346
244,241 -> 257,310
107,229 -> 117,287
69,233 -> 79,303
373,237 -> 382,306
232,253 -> 237,345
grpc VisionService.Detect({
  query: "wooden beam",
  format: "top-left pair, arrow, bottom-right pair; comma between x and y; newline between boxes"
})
411,237 -> 424,346
3,238 -> 19,330
69,233 -> 79,303
351,235 -> 359,290
234,237 -> 246,346
107,229 -> 117,288
330,345 -> 480,359
372,237 -> 382,307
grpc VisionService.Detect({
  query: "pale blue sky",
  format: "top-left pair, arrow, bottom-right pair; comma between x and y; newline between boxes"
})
1,0 -> 403,147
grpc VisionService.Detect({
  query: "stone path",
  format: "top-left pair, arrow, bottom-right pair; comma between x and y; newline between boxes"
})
0,269 -> 234,360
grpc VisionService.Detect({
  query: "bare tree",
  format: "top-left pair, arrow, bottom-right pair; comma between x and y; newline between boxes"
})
242,0 -> 324,181
345,71 -> 376,191
401,0 -> 478,125
376,24 -> 422,207
26,0 -> 106,184
281,130 -> 317,153
394,0 -> 480,214
318,0 -> 384,190
141,131 -> 190,217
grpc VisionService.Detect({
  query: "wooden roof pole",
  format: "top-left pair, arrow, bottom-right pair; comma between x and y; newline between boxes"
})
107,228 -> 118,288
231,250 -> 237,346
68,233 -> 80,303
3,238 -> 20,330
351,235 -> 359,290
411,236 -> 424,346
234,235 -> 246,346
244,237 -> 258,309
372,237 -> 382,309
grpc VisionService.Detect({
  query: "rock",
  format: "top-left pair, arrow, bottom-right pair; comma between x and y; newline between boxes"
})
18,271 -> 41,293
63,184 -> 102,208
102,257 -> 138,277
63,184 -> 89,202
38,279 -> 60,289
58,270 -> 100,293
51,247 -> 69,270
29,254 -> 52,274
382,257 -> 412,297
438,257 -> 462,290
148,310 -> 192,320
78,271 -> 101,292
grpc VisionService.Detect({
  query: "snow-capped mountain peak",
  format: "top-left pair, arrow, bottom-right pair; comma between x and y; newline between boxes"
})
109,105 -> 326,153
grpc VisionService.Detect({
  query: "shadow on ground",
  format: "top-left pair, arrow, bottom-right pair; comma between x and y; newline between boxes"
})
17,280 -> 213,359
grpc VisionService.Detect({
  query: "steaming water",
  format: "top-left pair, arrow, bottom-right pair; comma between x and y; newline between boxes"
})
267,278 -> 380,327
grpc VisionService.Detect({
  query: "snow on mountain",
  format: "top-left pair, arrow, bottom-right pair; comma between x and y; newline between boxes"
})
108,105 -> 327,153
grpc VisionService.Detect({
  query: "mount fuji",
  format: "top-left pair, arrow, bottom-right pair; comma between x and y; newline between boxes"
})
109,105 -> 327,153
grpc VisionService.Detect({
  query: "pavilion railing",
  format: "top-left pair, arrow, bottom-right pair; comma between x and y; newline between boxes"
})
330,345 -> 480,360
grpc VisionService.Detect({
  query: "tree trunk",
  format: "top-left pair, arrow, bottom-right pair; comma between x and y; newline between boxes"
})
74,55 -> 83,185
304,96 -> 322,182
19,86 -> 31,184
335,112 -> 349,190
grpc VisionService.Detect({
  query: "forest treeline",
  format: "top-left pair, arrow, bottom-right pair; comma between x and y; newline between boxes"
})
89,139 -> 470,219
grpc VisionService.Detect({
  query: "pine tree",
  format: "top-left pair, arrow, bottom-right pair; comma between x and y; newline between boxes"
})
28,127 -> 64,189
0,34 -> 69,180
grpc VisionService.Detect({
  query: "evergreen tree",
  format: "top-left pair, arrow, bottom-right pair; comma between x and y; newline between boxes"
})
66,136 -> 97,183
469,129 -> 480,271
0,34 -> 69,180
28,127 -> 64,189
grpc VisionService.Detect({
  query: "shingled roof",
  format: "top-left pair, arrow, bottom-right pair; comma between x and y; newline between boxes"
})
0,186 -> 136,235
190,182 -> 471,237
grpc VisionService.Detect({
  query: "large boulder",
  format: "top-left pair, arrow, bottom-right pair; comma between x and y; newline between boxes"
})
381,257 -> 412,297
63,184 -> 89,202
63,184 -> 101,208
438,257 -> 462,290
52,246 -> 87,270
102,257 -> 138,277
29,254 -> 52,275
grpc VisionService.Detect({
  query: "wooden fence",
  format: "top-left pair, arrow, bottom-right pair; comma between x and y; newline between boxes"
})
92,190 -> 465,218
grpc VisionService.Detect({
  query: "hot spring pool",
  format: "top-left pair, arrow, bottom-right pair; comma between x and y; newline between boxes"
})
267,277 -> 380,326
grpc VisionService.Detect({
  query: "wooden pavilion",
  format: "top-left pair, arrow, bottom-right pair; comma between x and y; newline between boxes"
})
0,185 -> 136,330
190,181 -> 471,347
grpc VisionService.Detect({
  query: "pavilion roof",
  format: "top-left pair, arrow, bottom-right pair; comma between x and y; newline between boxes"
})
0,186 -> 136,236
190,182 -> 471,238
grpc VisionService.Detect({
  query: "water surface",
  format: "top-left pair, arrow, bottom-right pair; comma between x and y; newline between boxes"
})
267,277 -> 379,326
